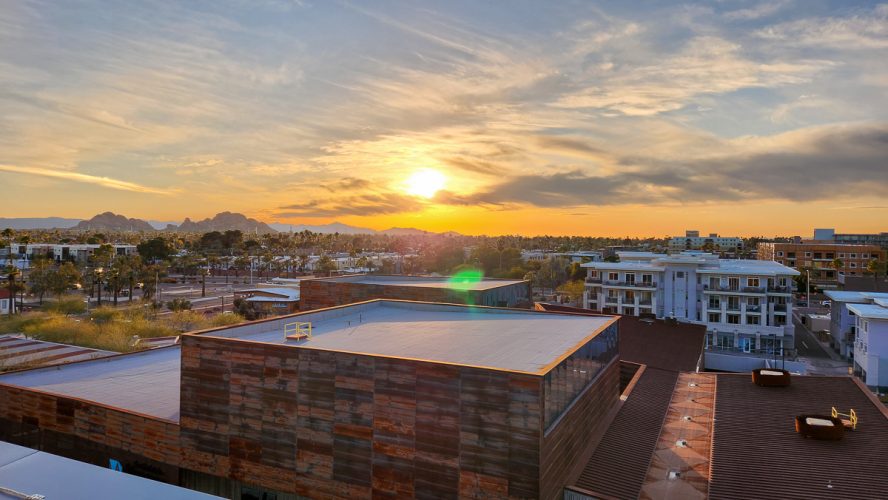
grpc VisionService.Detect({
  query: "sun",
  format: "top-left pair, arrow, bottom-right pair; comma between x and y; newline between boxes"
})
404,169 -> 446,198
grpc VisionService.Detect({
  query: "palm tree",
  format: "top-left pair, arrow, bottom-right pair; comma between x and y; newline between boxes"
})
6,265 -> 19,317
867,259 -> 887,289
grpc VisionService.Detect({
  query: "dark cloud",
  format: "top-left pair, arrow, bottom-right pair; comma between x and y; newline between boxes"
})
442,156 -> 504,175
456,123 -> 888,207
535,136 -> 607,158
277,192 -> 424,217
321,177 -> 372,192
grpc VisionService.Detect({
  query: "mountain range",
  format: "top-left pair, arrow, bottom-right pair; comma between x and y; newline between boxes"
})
1,213 -> 457,235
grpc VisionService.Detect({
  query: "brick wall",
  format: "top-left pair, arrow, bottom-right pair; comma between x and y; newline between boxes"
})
299,280 -> 530,311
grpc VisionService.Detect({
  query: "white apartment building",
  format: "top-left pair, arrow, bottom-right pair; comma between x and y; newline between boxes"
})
667,230 -> 743,253
582,252 -> 798,356
824,290 -> 888,361
846,298 -> 888,392
4,244 -> 137,268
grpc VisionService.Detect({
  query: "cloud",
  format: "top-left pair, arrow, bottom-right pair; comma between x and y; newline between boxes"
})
755,5 -> 888,49
277,192 -> 425,217
443,122 -> 888,207
0,165 -> 173,195
723,0 -> 791,21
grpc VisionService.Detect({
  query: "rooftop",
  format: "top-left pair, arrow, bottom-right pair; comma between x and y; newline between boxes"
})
0,441 -> 220,500
0,301 -> 616,421
572,372 -> 888,500
307,274 -> 528,290
846,303 -> 888,320
0,346 -> 181,421
239,287 -> 300,300
824,290 -> 888,302
0,335 -> 116,371
208,301 -> 616,374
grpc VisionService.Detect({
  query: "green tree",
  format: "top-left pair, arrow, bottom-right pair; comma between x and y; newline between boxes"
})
557,280 -> 586,304
136,237 -> 174,263
50,262 -> 82,299
28,258 -> 53,304
5,266 -> 19,317
316,255 -> 337,276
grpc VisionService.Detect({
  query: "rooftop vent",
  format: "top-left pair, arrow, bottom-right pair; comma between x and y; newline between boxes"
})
682,415 -> 693,422
668,470 -> 682,480
675,439 -> 689,448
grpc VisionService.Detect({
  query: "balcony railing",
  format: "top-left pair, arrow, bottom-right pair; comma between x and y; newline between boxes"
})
768,285 -> 792,293
585,277 -> 602,284
707,303 -> 721,310
601,281 -> 657,288
742,286 -> 765,293
706,344 -> 797,360
638,299 -> 653,306
726,305 -> 741,312
747,305 -> 762,312
605,297 -> 618,304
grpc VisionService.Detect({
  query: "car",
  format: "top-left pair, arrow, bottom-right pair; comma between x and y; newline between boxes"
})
821,300 -> 831,307
796,301 -> 808,307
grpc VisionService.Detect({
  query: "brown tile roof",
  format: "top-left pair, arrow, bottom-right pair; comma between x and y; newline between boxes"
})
573,366 -> 679,499
709,374 -> 888,500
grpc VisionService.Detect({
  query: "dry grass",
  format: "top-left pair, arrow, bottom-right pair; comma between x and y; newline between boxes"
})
0,307 -> 245,353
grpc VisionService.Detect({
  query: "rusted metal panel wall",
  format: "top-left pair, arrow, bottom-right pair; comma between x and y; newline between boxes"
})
180,335 -> 548,498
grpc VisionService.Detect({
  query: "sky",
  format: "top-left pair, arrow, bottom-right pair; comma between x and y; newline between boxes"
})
1,0 -> 887,236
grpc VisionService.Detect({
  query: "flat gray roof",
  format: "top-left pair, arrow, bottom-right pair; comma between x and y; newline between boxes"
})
311,274 -> 527,291
0,301 -> 616,421
0,441 -> 220,500
211,301 -> 615,374
0,346 -> 180,421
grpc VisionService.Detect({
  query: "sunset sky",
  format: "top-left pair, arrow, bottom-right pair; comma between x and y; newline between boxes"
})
1,1 -> 887,236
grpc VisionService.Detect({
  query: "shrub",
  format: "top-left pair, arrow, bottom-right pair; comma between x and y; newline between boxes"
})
45,295 -> 87,316
167,298 -> 192,312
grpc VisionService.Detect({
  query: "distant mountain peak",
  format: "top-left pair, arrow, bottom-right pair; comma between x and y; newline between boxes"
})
74,212 -> 155,232
174,212 -> 276,234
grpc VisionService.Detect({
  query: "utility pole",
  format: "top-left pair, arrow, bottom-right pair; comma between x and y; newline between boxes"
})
806,269 -> 811,309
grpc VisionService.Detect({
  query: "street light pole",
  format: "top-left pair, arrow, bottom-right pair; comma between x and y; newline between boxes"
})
806,269 -> 810,308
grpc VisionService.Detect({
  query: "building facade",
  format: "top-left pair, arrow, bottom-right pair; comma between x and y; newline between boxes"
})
847,299 -> 888,392
834,232 -> 888,248
757,241 -> 886,288
3,244 -> 137,269
825,290 -> 888,363
667,230 -> 743,254
582,252 -> 798,359
300,275 -> 531,310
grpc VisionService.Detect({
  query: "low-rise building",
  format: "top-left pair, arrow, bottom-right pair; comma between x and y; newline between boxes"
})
824,290 -> 888,360
234,287 -> 300,315
758,240 -> 885,288
3,243 -> 137,268
300,274 -> 531,310
667,230 -> 743,253
0,289 -> 13,316
0,300 -> 620,499
582,252 -> 798,370
836,296 -> 888,391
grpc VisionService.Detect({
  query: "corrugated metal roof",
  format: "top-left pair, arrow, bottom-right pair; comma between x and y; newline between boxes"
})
0,335 -> 116,371
574,367 -> 679,499
709,375 -> 888,500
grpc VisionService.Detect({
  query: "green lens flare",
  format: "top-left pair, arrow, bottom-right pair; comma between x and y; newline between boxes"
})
447,269 -> 483,291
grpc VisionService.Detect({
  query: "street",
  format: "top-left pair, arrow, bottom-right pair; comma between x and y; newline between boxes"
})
792,308 -> 832,359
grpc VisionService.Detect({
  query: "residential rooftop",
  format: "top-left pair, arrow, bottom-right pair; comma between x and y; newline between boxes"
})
0,301 -> 616,422
305,274 -> 528,290
824,290 -> 888,302
846,303 -> 888,320
582,252 -> 799,276
571,372 -> 888,500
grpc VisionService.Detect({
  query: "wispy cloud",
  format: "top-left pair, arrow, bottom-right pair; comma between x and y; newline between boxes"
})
0,165 -> 173,195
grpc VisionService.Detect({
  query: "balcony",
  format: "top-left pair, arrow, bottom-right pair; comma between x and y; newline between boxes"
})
726,304 -> 741,312
707,303 -> 721,311
605,297 -> 619,305
768,285 -> 792,293
638,298 -> 653,306
585,277 -> 602,284
742,286 -> 765,293
747,305 -> 762,313
773,304 -> 787,312
601,281 -> 657,288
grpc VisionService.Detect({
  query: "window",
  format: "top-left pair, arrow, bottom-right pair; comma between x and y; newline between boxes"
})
727,314 -> 740,324
642,273 -> 653,285
624,291 -> 635,302
787,252 -> 796,258
777,251 -> 784,257
805,252 -> 812,258
709,277 -> 720,289
850,262 -> 857,268
839,253 -> 845,258
625,273 -> 636,284
708,297 -> 720,309
814,252 -> 822,259
747,277 -> 759,287
826,253 -> 834,259
861,254 -> 868,259
850,253 -> 857,258
746,315 -> 760,325
676,271 -> 685,278
589,270 -> 598,278
717,334 -> 734,349
708,312 -> 721,323
728,277 -> 740,290
748,297 -> 760,306
623,307 -> 636,317
727,296 -> 740,310
608,272 -> 619,281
